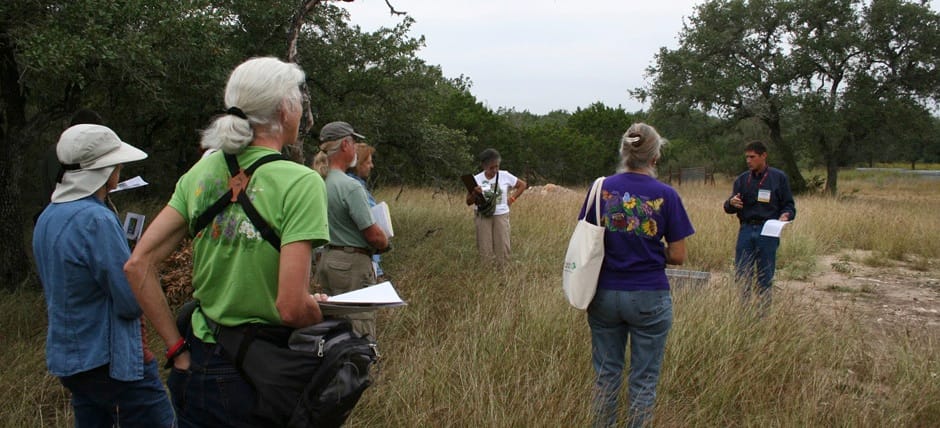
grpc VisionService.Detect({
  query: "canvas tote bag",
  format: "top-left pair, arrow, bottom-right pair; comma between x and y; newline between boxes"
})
562,177 -> 606,310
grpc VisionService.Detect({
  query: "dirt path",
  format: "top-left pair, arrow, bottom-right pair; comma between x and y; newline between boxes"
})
782,250 -> 940,332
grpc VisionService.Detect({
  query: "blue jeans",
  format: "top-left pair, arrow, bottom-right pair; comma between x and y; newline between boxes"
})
59,360 -> 175,428
588,288 -> 673,428
167,332 -> 259,428
734,224 -> 780,305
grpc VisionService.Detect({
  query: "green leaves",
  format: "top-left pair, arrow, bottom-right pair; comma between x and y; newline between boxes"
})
643,0 -> 940,195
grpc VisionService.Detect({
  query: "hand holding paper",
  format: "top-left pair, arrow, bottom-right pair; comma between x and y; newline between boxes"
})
318,281 -> 406,315
760,220 -> 789,237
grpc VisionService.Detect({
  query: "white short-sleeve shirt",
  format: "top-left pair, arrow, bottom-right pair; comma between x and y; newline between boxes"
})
473,170 -> 518,216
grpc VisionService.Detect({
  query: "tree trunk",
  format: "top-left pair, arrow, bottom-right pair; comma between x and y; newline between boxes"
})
0,27 -> 32,289
765,116 -> 807,193
826,155 -> 839,196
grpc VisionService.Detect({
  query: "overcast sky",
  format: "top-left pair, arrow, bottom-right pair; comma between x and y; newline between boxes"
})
341,0 -> 940,115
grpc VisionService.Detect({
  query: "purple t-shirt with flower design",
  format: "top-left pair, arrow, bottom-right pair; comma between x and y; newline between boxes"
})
578,173 -> 695,291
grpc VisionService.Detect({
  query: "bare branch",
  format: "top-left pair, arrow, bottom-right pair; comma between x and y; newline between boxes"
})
384,0 -> 406,16
285,0 -> 325,165
286,1 -> 322,63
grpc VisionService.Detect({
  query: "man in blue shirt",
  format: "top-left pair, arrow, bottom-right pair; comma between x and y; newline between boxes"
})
723,141 -> 796,309
33,124 -> 175,427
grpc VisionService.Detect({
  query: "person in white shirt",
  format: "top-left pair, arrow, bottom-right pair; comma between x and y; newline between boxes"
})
465,148 -> 527,266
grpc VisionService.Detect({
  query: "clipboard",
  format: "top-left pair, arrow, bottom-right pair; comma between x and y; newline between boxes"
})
461,174 -> 485,205
460,174 -> 478,193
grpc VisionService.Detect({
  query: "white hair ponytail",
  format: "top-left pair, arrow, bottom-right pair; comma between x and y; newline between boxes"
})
199,57 -> 305,154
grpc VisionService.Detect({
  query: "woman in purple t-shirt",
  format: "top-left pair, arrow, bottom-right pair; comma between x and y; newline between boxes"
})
579,122 -> 695,428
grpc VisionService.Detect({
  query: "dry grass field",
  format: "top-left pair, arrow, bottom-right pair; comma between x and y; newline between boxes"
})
2,169 -> 938,427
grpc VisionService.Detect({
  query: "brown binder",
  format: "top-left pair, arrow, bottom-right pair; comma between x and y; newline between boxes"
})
460,174 -> 478,193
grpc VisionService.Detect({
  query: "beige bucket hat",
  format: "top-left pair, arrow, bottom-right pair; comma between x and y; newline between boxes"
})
52,124 -> 147,203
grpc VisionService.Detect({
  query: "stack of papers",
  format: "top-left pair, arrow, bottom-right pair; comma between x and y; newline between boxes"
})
371,201 -> 394,238
318,281 -> 406,315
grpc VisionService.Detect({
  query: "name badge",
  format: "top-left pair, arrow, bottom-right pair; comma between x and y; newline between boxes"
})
757,189 -> 771,203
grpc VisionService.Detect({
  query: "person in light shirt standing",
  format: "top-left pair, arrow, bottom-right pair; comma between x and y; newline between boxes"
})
316,121 -> 390,339
465,148 -> 527,266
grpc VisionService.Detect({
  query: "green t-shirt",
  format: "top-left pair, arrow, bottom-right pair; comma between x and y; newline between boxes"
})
168,147 -> 329,341
325,169 -> 374,249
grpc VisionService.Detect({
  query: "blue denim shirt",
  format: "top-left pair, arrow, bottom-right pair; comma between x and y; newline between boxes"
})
33,196 -> 144,381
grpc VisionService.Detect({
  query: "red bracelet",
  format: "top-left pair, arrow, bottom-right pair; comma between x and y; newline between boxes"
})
165,337 -> 187,361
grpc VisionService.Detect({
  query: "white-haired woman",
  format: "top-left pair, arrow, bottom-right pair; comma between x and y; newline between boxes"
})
125,57 -> 329,427
579,123 -> 695,428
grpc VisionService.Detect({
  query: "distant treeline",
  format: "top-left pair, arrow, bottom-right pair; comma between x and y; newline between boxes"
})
2,1 -> 939,286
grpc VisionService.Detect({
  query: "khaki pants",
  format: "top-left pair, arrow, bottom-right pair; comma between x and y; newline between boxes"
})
474,212 -> 511,265
316,249 -> 377,338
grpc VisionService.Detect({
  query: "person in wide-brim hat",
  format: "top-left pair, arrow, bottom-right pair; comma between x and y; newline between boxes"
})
33,124 -> 176,427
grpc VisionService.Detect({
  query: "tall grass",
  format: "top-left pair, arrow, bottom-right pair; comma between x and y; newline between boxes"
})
3,173 -> 938,427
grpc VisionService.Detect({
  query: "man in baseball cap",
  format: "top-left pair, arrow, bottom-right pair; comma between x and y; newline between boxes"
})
33,124 -> 175,427
318,121 -> 365,143
316,120 -> 389,339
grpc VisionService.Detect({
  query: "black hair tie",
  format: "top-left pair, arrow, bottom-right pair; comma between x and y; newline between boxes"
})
226,106 -> 248,120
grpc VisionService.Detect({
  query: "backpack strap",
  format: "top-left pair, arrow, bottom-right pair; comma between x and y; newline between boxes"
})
193,152 -> 287,251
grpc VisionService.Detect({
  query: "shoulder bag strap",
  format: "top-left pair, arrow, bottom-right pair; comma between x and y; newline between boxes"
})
580,177 -> 605,225
192,153 -> 287,251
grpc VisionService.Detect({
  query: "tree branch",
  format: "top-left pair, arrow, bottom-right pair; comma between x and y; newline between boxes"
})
385,0 -> 406,16
286,0 -> 322,64
285,0 -> 326,164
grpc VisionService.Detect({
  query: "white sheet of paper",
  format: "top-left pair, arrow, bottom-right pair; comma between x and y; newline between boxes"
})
760,219 -> 789,237
328,281 -> 404,305
370,201 -> 394,238
109,176 -> 149,193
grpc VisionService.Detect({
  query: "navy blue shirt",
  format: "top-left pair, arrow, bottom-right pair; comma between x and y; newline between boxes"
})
723,166 -> 796,223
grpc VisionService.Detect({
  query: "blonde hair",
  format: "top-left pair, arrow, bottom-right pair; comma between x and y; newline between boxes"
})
311,151 -> 329,178
200,57 -> 305,154
344,142 -> 376,179
619,122 -> 666,176
354,142 -> 375,164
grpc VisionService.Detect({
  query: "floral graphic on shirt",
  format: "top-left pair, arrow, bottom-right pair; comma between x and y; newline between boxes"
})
642,219 -> 658,236
601,190 -> 665,238
480,179 -> 503,201
192,175 -> 267,244
239,220 -> 261,241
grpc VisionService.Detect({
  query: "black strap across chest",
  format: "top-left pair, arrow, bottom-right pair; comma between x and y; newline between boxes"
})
193,153 -> 286,251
